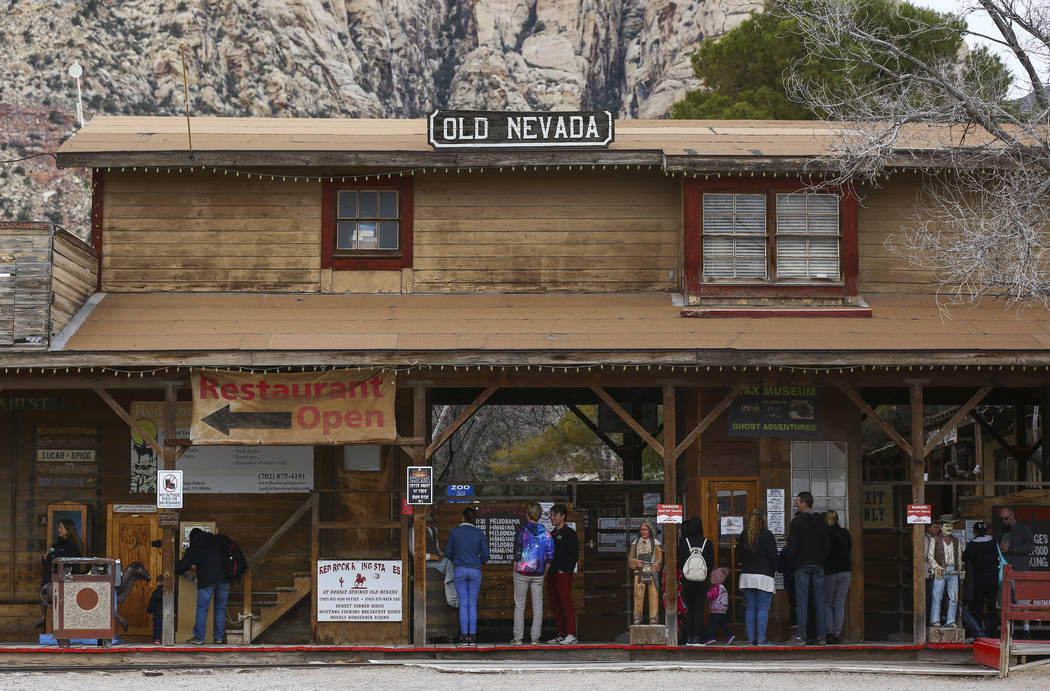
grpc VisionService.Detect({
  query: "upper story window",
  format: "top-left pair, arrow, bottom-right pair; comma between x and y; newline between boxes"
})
322,178 -> 413,271
702,191 -> 840,282
683,178 -> 858,300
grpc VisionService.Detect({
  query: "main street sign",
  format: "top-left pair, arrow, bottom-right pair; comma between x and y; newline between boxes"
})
190,369 -> 396,445
428,109 -> 614,149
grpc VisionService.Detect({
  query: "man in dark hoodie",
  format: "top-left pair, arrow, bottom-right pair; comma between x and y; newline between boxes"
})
174,528 -> 232,644
787,491 -> 829,645
678,517 -> 715,645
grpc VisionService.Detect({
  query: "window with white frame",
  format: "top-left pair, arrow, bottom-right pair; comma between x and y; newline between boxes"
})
790,440 -> 848,528
702,191 -> 841,282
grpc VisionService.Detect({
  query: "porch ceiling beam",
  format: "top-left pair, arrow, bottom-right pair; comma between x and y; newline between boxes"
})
568,404 -> 626,461
971,409 -> 1020,455
836,384 -> 914,457
92,386 -> 164,459
424,386 -> 498,461
673,385 -> 746,461
922,386 -> 993,457
590,385 -> 663,457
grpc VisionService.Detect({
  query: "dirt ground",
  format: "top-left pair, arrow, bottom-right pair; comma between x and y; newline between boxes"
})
0,665 -> 1046,690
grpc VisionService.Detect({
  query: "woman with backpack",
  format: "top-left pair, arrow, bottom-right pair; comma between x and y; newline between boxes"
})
510,502 -> 554,645
738,508 -> 778,646
678,517 -> 715,645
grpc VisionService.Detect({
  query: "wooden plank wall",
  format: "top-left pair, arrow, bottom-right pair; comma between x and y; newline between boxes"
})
50,230 -> 98,337
101,172 -> 322,292
413,170 -> 680,293
0,225 -> 51,345
857,176 -> 937,294
0,388 -> 314,642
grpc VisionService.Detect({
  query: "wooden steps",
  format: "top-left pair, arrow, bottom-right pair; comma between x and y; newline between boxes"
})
245,575 -> 312,643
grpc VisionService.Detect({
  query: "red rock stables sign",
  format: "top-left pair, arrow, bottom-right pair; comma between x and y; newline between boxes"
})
190,369 -> 396,445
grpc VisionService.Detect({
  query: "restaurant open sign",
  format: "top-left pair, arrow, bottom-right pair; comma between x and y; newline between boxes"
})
190,369 -> 396,445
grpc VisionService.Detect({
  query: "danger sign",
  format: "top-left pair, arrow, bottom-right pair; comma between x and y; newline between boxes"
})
656,504 -> 683,524
906,504 -> 932,524
157,470 -> 183,509
190,369 -> 396,445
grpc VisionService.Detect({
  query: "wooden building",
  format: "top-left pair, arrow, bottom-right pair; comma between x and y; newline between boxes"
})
0,115 -> 1047,646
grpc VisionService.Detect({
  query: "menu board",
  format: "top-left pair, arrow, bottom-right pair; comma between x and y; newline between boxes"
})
477,505 -> 526,565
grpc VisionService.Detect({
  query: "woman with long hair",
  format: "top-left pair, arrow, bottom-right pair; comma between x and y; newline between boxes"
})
823,509 -> 852,644
444,507 -> 490,646
737,508 -> 778,645
41,518 -> 85,584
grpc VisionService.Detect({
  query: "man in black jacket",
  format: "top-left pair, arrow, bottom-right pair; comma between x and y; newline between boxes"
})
175,528 -> 232,644
787,491 -> 829,645
545,504 -> 579,644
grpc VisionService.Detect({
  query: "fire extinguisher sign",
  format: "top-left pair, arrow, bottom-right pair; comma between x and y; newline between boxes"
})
157,470 -> 184,509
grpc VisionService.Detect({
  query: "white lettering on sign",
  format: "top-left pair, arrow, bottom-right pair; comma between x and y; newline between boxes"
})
429,110 -> 613,149
37,449 -> 96,462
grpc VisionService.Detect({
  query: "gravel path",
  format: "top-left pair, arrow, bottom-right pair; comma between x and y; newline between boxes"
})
0,665 -> 1046,690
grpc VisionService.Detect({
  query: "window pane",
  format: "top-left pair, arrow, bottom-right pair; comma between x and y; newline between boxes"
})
776,215 -> 808,234
736,194 -> 766,214
336,221 -> 356,250
379,191 -> 398,219
807,194 -> 839,214
807,214 -> 839,234
357,221 -> 378,249
704,194 -> 734,213
378,221 -> 399,249
358,191 -> 378,218
736,213 -> 767,235
703,237 -> 766,279
703,193 -> 766,235
337,191 -> 356,219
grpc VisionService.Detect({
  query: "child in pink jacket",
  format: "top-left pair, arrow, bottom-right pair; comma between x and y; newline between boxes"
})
706,567 -> 735,644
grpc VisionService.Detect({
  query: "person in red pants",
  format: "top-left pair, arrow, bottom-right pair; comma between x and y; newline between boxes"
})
546,503 -> 579,644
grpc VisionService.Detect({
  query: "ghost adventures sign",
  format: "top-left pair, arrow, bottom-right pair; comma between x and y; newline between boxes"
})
428,110 -> 614,149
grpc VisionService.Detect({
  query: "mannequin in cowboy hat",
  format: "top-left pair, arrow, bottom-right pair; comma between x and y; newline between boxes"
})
926,514 -> 965,628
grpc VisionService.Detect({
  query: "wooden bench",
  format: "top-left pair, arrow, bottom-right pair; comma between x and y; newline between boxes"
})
998,565 -> 1050,677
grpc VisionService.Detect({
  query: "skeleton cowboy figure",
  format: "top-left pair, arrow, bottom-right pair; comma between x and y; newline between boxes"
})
927,514 -> 965,628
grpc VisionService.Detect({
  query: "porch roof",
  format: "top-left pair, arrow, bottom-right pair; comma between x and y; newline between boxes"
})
54,116 -> 997,172
40,291 -> 1050,367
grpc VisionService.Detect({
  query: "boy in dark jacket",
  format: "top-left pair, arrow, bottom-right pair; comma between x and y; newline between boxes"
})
146,575 -> 164,644
174,528 -> 232,644
787,491 -> 829,645
545,503 -> 579,644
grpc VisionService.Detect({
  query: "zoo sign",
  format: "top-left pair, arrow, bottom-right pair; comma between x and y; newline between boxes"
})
190,369 -> 396,445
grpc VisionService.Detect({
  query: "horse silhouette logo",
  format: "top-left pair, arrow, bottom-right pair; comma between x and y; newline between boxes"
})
353,573 -> 367,588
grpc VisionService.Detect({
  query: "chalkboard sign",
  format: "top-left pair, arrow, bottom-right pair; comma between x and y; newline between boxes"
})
994,505 -> 1050,571
476,505 -> 526,565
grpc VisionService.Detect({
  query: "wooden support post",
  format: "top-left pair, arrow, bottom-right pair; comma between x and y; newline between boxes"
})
413,384 -> 427,646
922,386 -> 993,457
162,383 -> 177,646
591,386 -> 663,456
310,492 -> 319,643
662,383 -> 678,645
910,383 -> 926,646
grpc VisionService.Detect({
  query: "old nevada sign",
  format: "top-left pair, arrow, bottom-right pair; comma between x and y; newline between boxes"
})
429,109 -> 614,149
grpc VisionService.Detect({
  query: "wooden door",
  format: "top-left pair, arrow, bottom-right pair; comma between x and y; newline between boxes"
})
702,479 -> 760,626
106,507 -> 161,638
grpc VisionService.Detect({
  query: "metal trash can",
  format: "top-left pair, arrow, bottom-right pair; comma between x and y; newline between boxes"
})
51,557 -> 119,648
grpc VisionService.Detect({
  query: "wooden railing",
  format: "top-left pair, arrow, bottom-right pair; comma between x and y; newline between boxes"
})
241,492 -> 318,641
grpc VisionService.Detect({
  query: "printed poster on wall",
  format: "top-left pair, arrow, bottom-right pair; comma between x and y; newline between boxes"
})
727,385 -> 819,438
191,369 -> 396,445
129,401 -> 313,494
317,560 -> 402,621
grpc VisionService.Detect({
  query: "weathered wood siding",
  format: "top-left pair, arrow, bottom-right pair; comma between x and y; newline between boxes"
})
412,171 -> 680,293
857,177 -> 937,294
50,230 -> 97,337
101,172 -> 322,292
0,224 -> 50,346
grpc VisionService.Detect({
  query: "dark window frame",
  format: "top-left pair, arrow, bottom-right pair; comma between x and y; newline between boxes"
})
321,177 -> 414,271
683,177 -> 858,299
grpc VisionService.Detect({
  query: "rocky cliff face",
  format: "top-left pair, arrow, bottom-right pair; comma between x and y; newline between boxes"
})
0,0 -> 758,236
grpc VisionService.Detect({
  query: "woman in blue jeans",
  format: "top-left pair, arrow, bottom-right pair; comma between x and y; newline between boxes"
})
737,508 -> 779,645
444,507 -> 490,645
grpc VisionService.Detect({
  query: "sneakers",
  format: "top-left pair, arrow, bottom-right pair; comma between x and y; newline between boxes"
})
726,634 -> 736,645
788,636 -> 807,646
702,637 -> 717,646
187,638 -> 205,645
560,634 -> 578,645
757,641 -> 777,647
547,636 -> 563,644
812,636 -> 826,646
509,639 -> 523,646
153,639 -> 161,644
459,634 -> 476,646
826,633 -> 839,644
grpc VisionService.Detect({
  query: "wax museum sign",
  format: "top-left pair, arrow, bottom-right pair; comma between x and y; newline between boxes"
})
190,369 -> 396,445
428,109 -> 614,149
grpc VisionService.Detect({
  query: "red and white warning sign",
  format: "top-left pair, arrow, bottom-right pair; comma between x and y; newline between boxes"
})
656,504 -> 683,524
906,504 -> 932,524
157,470 -> 183,509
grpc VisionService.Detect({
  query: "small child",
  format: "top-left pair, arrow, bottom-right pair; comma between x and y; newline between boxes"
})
706,567 -> 735,644
146,575 -> 163,644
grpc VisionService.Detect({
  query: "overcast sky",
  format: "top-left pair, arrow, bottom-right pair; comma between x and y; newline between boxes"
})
909,0 -> 1041,97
